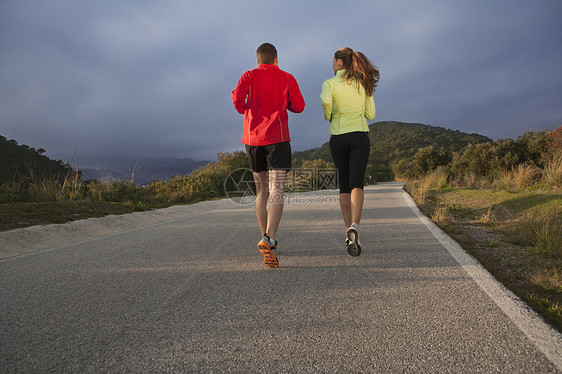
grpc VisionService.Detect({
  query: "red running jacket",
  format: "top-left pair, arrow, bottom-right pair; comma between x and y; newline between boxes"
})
232,64 -> 305,146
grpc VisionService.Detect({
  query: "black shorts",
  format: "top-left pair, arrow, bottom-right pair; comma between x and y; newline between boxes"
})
329,132 -> 370,194
245,142 -> 292,173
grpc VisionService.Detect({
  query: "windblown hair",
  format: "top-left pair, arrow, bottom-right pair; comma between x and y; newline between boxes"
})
256,43 -> 277,65
334,47 -> 379,96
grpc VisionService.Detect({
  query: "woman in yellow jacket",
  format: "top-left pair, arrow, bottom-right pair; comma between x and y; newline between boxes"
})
320,47 -> 379,256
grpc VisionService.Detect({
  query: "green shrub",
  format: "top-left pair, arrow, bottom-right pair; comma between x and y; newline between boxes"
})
391,157 -> 416,180
146,150 -> 250,203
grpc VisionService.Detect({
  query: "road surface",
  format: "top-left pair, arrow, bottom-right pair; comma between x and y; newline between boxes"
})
1,182 -> 560,373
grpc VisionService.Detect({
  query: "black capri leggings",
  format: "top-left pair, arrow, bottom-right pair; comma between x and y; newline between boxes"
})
329,131 -> 370,194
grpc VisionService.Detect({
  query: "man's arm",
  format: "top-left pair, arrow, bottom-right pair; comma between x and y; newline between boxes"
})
232,72 -> 251,114
287,76 -> 305,113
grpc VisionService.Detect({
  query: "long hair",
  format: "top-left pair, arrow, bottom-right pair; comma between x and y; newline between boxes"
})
334,47 -> 379,96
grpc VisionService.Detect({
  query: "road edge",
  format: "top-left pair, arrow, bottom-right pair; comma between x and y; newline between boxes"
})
402,188 -> 562,370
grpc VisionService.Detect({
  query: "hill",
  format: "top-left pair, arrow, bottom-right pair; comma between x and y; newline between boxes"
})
0,135 -> 73,182
1,135 -> 210,185
293,121 -> 492,181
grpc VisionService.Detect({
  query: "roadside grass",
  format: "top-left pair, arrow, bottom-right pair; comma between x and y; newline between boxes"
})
405,177 -> 562,331
0,175 -> 171,231
0,151 -> 250,232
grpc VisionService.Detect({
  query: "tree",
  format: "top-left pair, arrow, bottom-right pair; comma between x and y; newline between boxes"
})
545,125 -> 562,153
414,146 -> 452,176
452,143 -> 495,177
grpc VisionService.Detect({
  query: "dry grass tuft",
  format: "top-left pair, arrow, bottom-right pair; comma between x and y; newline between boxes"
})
493,163 -> 539,191
431,205 -> 450,224
421,166 -> 449,190
534,221 -> 562,258
513,163 -> 539,189
530,268 -> 562,291
543,152 -> 562,189
477,206 -> 496,224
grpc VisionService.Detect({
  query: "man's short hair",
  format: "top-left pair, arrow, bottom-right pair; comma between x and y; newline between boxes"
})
256,43 -> 277,64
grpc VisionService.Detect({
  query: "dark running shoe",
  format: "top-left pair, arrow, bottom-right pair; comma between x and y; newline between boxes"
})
346,224 -> 361,257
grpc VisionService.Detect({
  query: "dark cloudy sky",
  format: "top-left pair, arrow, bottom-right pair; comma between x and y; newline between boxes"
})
1,0 -> 561,168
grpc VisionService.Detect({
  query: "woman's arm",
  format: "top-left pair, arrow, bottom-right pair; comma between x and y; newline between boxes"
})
364,94 -> 375,121
320,80 -> 333,121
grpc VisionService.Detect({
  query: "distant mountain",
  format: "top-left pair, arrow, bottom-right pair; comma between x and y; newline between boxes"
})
0,135 -> 210,185
79,157 -> 210,185
293,121 -> 492,181
0,135 -> 73,182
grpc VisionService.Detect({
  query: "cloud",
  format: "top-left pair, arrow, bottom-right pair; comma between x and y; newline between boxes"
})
1,0 -> 561,169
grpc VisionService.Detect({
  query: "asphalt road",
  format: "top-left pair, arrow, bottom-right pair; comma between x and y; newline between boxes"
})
1,182 -> 561,373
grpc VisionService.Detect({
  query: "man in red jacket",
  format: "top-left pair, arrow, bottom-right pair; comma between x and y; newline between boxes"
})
232,43 -> 305,268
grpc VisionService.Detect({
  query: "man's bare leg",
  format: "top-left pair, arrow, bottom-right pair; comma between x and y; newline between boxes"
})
265,169 -> 287,240
252,171 -> 268,236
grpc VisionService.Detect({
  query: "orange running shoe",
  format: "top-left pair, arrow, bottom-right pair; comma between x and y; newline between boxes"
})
257,235 -> 279,268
